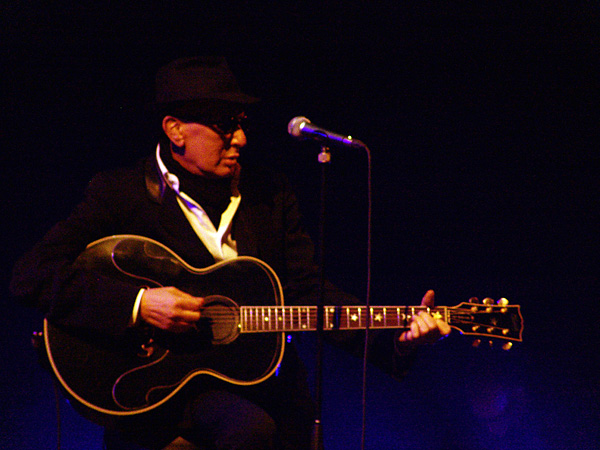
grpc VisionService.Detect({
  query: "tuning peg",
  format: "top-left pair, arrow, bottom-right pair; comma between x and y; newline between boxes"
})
469,297 -> 480,312
502,342 -> 513,351
482,298 -> 494,312
497,298 -> 509,313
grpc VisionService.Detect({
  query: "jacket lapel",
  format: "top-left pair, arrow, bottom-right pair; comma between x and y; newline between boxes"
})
144,156 -> 215,266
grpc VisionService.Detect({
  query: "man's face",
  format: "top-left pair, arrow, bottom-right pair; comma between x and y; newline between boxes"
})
168,113 -> 248,179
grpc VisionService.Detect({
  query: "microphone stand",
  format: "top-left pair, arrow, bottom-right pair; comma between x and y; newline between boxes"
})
311,144 -> 331,450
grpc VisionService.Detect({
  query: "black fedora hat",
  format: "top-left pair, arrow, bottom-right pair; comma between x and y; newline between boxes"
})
155,56 -> 259,106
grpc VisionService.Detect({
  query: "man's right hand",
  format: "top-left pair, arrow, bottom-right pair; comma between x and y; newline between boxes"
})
139,287 -> 205,332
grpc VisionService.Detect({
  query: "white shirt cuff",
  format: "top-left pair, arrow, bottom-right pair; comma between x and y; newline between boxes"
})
129,288 -> 146,326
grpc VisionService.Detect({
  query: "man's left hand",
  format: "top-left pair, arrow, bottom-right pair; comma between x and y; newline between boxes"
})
398,290 -> 452,345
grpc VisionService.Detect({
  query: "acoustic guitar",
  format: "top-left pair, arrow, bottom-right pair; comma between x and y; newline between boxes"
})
42,235 -> 523,424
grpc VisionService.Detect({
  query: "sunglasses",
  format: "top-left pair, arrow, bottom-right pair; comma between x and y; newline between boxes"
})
208,113 -> 249,136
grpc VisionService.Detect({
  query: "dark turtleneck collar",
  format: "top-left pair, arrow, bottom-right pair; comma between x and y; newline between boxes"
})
160,144 -> 234,226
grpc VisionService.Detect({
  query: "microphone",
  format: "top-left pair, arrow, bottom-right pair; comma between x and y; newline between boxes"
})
287,116 -> 365,148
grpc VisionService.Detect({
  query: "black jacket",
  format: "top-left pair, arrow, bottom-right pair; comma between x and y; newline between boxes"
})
11,155 -> 337,335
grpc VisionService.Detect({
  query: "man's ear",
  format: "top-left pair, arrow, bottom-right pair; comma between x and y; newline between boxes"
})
162,116 -> 185,147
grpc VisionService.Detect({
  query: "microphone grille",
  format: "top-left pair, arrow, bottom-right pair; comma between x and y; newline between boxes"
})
287,116 -> 310,137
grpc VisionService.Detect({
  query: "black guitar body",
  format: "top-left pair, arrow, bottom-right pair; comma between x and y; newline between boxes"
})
42,235 -> 524,425
44,235 -> 285,423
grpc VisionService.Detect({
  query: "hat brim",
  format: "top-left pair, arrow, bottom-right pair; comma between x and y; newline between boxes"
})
152,98 -> 259,122
155,92 -> 260,106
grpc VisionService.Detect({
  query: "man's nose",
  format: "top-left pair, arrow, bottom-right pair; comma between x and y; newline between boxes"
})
230,128 -> 247,148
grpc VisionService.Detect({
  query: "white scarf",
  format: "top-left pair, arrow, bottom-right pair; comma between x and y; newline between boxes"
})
155,144 -> 241,261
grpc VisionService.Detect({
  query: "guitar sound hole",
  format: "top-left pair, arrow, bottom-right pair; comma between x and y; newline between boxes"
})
201,295 -> 240,345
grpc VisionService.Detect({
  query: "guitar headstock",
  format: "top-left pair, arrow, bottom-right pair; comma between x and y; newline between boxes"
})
448,298 -> 523,350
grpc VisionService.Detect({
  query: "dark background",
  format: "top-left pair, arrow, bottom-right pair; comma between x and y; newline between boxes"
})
1,2 -> 598,449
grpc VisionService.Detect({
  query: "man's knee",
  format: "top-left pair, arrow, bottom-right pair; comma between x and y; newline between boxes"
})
215,411 -> 277,450
188,390 -> 279,450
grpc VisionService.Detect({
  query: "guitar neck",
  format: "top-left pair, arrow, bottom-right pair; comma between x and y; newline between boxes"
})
240,305 -> 445,333
239,301 -> 523,343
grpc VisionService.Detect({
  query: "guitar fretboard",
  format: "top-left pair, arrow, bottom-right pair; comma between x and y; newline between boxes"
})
240,305 -> 448,333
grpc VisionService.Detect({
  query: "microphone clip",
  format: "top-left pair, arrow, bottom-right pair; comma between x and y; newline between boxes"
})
318,145 -> 331,164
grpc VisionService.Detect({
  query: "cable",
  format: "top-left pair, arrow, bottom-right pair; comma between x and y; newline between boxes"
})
360,145 -> 372,450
